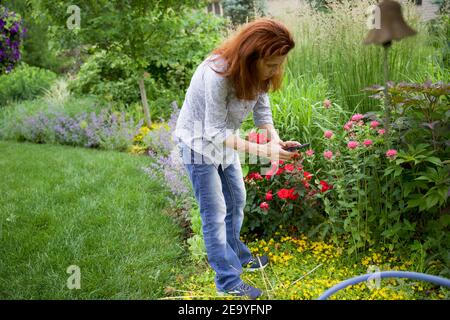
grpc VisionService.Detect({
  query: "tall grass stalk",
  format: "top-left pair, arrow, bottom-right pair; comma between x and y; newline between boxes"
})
276,0 -> 446,113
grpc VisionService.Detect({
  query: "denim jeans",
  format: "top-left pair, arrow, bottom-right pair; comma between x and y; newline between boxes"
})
177,142 -> 253,291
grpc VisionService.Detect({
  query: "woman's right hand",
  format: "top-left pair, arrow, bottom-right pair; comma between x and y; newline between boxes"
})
258,140 -> 300,161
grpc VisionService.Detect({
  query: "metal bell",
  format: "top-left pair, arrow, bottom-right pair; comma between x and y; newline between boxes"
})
364,0 -> 417,45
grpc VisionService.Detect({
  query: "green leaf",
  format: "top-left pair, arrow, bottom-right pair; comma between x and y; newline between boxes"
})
425,156 -> 443,166
425,194 -> 439,209
416,175 -> 433,182
384,167 -> 395,176
407,196 -> 423,209
242,165 -> 249,178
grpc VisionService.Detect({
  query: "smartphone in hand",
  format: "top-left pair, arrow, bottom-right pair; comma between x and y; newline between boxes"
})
283,143 -> 310,152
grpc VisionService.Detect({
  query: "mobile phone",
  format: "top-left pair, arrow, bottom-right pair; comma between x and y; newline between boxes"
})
284,143 -> 310,152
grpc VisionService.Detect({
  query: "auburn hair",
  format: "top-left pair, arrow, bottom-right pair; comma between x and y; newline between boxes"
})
210,18 -> 295,101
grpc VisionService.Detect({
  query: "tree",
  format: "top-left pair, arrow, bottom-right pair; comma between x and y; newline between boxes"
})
37,0 -> 208,126
222,0 -> 267,26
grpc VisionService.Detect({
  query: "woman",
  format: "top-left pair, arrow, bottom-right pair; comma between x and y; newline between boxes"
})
174,18 -> 301,299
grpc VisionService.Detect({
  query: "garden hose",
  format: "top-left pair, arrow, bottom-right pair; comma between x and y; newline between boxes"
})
317,271 -> 450,300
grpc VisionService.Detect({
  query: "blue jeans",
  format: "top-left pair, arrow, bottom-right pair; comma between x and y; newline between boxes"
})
178,143 -> 253,291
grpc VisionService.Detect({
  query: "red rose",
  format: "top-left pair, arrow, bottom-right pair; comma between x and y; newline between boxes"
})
265,190 -> 273,201
288,188 -> 299,200
319,180 -> 332,193
284,164 -> 295,172
277,188 -> 291,199
247,172 -> 263,180
260,202 -> 269,210
303,171 -> 313,181
277,188 -> 298,200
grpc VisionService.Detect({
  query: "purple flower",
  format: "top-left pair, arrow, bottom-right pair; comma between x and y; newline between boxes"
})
10,22 -> 19,34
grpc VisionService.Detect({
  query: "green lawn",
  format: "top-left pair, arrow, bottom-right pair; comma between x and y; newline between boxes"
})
0,140 -> 189,299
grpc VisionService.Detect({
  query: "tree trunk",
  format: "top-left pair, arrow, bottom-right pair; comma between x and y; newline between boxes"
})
138,78 -> 152,128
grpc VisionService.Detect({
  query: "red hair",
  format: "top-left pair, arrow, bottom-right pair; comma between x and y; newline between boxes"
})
210,18 -> 295,101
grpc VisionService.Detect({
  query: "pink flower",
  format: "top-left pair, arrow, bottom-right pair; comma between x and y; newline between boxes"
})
343,121 -> 354,131
347,141 -> 359,149
385,149 -> 398,160
324,130 -> 334,139
370,121 -> 380,129
356,120 -> 364,127
323,150 -> 333,160
265,190 -> 273,201
323,99 -> 331,109
363,139 -> 373,147
378,129 -> 386,135
306,149 -> 315,156
260,202 -> 269,210
351,114 -> 364,122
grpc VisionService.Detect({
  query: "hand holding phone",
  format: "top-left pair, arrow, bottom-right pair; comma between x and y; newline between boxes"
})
283,143 -> 310,152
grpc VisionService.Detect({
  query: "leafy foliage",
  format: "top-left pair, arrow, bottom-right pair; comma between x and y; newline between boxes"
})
0,63 -> 57,105
222,0 -> 267,25
69,9 -> 226,119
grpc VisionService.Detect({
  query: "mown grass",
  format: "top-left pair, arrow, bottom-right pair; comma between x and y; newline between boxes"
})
0,140 -> 192,299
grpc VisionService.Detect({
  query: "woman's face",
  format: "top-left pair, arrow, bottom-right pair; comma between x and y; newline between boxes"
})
257,54 -> 287,80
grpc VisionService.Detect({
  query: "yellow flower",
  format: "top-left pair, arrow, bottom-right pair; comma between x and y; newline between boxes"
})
79,120 -> 88,129
133,134 -> 143,142
150,122 -> 170,130
129,145 -> 147,154
139,126 -> 151,135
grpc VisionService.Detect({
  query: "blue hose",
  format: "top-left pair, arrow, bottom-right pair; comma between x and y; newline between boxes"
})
317,271 -> 450,300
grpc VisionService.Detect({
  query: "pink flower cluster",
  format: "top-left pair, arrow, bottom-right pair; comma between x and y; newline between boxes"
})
323,150 -> 333,160
386,149 -> 398,160
324,130 -> 334,139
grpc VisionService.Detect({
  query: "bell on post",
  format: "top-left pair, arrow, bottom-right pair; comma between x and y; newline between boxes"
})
364,0 -> 417,46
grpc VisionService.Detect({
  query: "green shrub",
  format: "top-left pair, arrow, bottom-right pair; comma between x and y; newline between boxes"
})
0,63 -> 57,106
222,0 -> 267,25
69,8 -> 226,121
69,50 -> 142,105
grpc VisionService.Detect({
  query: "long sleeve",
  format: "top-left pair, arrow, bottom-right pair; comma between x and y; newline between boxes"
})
253,92 -> 274,127
203,64 -> 234,145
